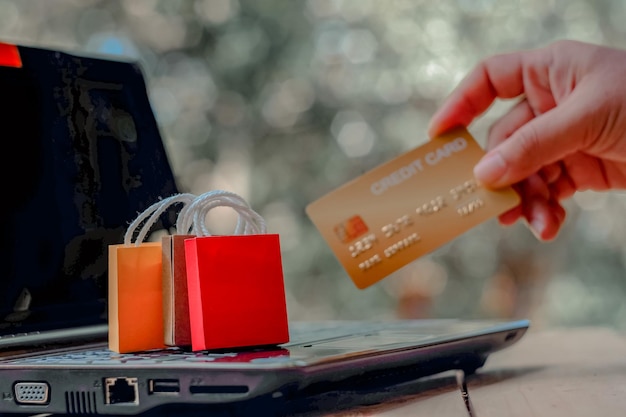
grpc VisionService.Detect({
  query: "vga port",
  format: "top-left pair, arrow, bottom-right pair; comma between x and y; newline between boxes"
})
14,382 -> 50,405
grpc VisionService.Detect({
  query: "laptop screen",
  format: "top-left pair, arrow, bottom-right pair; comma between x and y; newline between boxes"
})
0,45 -> 178,336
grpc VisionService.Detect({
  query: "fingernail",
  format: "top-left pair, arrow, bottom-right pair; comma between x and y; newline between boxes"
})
474,152 -> 507,186
530,216 -> 545,240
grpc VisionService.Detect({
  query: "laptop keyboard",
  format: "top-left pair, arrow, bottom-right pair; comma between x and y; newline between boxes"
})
1,319 -> 496,366
19,349 -> 243,364
3,346 -> 291,365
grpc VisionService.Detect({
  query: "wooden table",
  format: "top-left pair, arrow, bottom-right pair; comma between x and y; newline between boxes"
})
327,327 -> 626,416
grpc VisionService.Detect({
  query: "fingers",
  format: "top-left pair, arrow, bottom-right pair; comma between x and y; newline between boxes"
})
540,163 -> 562,185
473,86 -> 592,188
519,174 -> 564,241
473,97 -> 570,239
497,173 -> 567,240
523,196 -> 566,241
498,205 -> 522,226
428,51 -> 529,137
498,198 -> 566,241
550,176 -> 576,201
486,98 -> 534,150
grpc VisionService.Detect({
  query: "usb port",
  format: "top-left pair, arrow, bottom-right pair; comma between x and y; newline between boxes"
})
148,379 -> 180,395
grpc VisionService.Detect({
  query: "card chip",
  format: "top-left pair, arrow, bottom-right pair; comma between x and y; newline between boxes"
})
334,215 -> 369,243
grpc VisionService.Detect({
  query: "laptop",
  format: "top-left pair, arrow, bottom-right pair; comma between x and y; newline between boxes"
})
0,43 -> 529,416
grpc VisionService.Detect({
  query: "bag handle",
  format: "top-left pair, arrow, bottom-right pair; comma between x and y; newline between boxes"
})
123,190 -> 266,246
123,193 -> 196,246
177,190 -> 267,236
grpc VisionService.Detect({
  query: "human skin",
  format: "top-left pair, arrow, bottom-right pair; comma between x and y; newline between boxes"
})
428,40 -> 626,241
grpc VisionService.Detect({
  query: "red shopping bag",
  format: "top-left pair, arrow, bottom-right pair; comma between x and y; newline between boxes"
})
184,233 -> 289,351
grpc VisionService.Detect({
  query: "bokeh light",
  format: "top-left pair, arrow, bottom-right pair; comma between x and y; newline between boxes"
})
3,0 -> 626,329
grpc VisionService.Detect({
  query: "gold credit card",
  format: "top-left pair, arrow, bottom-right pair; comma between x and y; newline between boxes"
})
306,127 -> 520,289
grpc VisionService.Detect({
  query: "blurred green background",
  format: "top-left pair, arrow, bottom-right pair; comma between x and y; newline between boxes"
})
3,0 -> 626,330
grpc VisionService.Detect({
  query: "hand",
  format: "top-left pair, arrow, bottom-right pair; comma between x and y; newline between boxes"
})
428,40 -> 626,241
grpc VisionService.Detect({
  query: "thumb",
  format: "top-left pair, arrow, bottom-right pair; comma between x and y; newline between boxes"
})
474,91 -> 592,188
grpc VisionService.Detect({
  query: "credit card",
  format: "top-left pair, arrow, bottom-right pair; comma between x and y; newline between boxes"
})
306,127 -> 520,289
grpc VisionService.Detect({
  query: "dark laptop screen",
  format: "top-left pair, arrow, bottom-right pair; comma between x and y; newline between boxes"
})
0,45 -> 178,335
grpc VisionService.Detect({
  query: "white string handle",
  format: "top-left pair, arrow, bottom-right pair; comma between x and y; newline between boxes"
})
176,190 -> 266,237
124,193 -> 196,246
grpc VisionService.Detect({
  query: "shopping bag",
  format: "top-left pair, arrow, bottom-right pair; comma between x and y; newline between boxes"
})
108,194 -> 192,353
108,242 -> 163,353
182,192 -> 289,351
162,234 -> 194,346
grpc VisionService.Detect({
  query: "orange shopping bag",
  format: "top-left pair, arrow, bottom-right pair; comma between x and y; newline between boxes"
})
180,191 -> 290,351
108,193 -> 194,353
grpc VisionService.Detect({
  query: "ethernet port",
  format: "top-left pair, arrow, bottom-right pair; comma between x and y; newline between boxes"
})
104,377 -> 139,405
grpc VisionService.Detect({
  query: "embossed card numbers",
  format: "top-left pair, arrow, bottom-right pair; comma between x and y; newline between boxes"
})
306,127 -> 520,289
